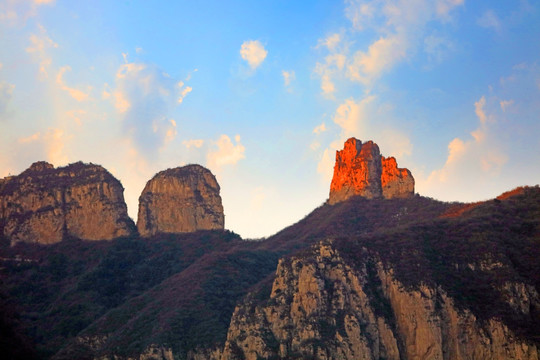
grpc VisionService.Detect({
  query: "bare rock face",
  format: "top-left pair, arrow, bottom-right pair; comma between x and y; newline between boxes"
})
381,156 -> 414,199
222,241 -> 540,360
137,164 -> 224,236
0,161 -> 135,246
329,138 -> 414,204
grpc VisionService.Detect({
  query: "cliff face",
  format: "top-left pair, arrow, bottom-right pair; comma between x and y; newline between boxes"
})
0,161 -> 135,245
222,240 -> 539,360
329,138 -> 414,204
381,156 -> 414,199
137,164 -> 224,236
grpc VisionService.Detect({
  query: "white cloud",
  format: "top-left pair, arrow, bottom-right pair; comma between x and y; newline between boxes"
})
348,34 -> 408,84
107,60 -> 185,159
378,129 -> 413,159
183,139 -> 204,149
474,96 -> 488,124
282,70 -> 295,88
333,96 -> 375,137
317,33 -> 342,51
315,54 -> 347,97
345,1 -> 375,30
65,109 -> 87,126
477,9 -> 501,31
316,0 -> 464,91
26,25 -> 58,78
313,122 -> 327,134
56,66 -> 90,101
207,134 -> 246,169
0,0 -> 55,25
17,128 -> 69,166
418,95 -> 508,201
163,119 -> 177,145
177,85 -> 192,104
240,40 -> 267,70
500,99 -> 514,112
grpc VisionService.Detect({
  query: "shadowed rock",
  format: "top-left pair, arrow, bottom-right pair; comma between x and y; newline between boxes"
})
0,161 -> 135,245
137,164 -> 224,236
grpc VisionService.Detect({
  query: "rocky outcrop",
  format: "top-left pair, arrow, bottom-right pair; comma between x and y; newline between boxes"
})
0,161 -> 135,245
222,240 -> 539,360
381,156 -> 414,199
137,165 -> 224,236
329,138 -> 414,204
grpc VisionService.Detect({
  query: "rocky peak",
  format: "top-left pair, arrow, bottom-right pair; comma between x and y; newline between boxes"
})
26,161 -> 54,172
329,138 -> 414,204
137,164 -> 224,237
0,162 -> 135,245
222,240 -> 539,360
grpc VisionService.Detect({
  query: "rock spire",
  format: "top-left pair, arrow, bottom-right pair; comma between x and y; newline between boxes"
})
329,138 -> 414,204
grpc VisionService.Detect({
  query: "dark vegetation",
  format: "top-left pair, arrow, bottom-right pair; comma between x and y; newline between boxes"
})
1,186 -> 539,358
335,186 -> 540,341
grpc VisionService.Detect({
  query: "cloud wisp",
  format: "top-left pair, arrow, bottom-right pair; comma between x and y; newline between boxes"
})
240,40 -> 267,70
207,134 -> 246,171
315,0 -> 464,93
105,61 -> 192,160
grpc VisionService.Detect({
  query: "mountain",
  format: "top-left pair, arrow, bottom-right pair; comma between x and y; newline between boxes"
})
329,138 -> 414,204
0,161 -> 135,246
0,139 -> 539,359
137,164 -> 225,236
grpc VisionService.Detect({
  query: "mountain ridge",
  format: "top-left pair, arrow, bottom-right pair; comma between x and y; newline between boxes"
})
0,138 -> 539,359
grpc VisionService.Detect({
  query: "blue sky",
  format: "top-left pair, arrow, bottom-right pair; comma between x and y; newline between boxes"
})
1,0 -> 539,238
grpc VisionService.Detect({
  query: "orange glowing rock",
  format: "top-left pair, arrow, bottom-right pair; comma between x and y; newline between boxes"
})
329,138 -> 414,204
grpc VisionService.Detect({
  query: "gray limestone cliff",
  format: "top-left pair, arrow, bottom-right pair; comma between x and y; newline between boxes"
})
222,240 -> 539,360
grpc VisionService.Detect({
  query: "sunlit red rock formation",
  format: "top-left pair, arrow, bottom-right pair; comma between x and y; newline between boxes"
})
137,164 -> 224,236
329,138 -> 414,204
0,161 -> 135,245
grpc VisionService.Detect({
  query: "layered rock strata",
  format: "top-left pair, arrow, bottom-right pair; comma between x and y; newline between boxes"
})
137,164 -> 224,236
0,161 -> 135,245
222,241 -> 539,360
329,138 -> 414,204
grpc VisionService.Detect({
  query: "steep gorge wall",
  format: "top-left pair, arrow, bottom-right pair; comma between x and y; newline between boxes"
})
222,241 -> 539,360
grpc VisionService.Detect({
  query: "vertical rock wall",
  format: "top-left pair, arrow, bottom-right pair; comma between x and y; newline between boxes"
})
222,241 -> 540,360
137,164 -> 224,236
0,161 -> 135,245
